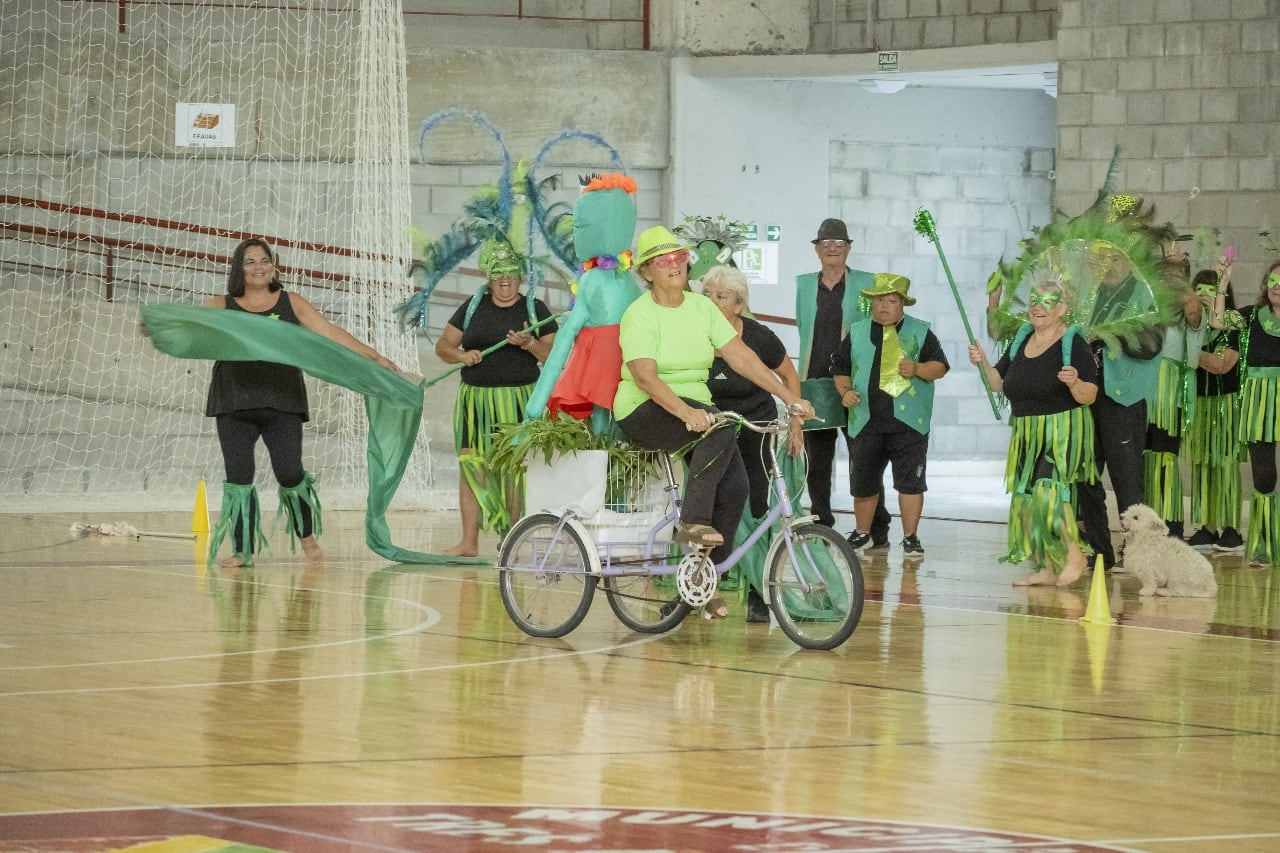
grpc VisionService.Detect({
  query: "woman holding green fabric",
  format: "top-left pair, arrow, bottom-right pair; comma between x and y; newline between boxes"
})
435,239 -> 557,556
969,279 -> 1099,586
205,238 -> 398,568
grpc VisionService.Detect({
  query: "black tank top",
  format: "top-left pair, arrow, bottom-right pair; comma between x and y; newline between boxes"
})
204,290 -> 310,420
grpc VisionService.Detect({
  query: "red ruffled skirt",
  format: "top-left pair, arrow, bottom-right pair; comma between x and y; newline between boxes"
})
547,324 -> 622,420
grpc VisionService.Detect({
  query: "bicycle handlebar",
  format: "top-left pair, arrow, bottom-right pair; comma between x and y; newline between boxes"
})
711,404 -> 823,435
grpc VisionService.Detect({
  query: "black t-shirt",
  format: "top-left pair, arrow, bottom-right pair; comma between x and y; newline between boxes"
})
995,331 -> 1098,418
447,293 -> 556,388
807,277 -> 846,379
831,320 -> 949,434
205,289 -> 309,419
1243,307 -> 1280,369
708,316 -> 789,421
1197,326 -> 1241,397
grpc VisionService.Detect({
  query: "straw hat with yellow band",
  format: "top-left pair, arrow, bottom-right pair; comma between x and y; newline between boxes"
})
634,226 -> 692,268
860,272 -> 916,306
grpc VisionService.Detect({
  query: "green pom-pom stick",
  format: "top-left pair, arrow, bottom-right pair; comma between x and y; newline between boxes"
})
422,310 -> 565,389
913,208 -> 1002,421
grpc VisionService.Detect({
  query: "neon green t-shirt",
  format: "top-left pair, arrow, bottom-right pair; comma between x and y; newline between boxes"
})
613,291 -> 738,421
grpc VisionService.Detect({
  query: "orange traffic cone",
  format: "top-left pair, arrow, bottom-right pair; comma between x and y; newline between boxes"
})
1078,553 -> 1116,625
192,479 -> 210,534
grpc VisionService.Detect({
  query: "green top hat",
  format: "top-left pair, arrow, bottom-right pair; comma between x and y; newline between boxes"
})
634,226 -> 692,268
860,272 -> 915,306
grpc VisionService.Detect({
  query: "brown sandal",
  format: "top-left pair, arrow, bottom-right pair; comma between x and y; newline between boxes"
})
675,523 -> 723,548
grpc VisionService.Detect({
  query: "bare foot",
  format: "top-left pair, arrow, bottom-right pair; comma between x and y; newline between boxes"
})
1056,552 -> 1087,586
1013,567 -> 1057,586
218,554 -> 247,569
301,536 -> 324,564
442,543 -> 479,557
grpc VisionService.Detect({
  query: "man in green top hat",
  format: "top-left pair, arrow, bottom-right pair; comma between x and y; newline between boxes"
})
794,217 -> 891,546
831,272 -> 949,557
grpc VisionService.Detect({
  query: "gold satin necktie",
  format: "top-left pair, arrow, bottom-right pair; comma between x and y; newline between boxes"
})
879,324 -> 910,398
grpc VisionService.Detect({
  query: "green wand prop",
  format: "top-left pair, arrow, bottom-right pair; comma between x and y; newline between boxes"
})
423,310 -> 565,389
913,208 -> 1002,421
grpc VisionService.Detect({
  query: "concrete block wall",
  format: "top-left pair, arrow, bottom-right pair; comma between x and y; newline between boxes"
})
1055,0 -> 1280,294
827,139 -> 1054,459
813,0 -> 1059,52
405,14 -> 643,50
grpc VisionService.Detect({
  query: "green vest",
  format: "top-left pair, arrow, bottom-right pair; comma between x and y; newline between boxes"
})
844,314 -> 936,438
1101,346 -> 1161,407
795,268 -> 873,377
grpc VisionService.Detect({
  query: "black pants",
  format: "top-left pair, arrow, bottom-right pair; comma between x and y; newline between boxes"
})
804,427 -> 890,536
737,427 -> 771,519
215,408 -> 314,539
1077,396 -> 1148,566
618,399 -> 748,566
1249,441 -> 1278,494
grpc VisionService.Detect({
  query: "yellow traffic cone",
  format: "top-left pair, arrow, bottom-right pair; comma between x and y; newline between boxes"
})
192,479 -> 210,534
1081,621 -> 1111,693
1078,553 -> 1116,625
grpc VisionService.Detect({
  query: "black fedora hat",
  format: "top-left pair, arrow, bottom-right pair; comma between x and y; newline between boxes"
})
811,218 -> 851,244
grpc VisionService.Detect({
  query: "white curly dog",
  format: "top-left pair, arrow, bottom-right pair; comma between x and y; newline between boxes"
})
1118,503 -> 1218,598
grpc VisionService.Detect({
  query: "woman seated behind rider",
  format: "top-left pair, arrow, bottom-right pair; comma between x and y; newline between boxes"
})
613,227 -> 814,620
701,263 -> 805,622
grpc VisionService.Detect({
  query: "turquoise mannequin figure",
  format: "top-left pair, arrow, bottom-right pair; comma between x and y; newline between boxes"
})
525,173 -> 641,434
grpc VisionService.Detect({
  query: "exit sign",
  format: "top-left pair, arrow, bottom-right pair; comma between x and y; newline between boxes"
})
878,51 -> 899,72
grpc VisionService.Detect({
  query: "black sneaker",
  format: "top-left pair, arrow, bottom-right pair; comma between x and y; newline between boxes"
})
901,534 -> 924,556
1167,521 -> 1184,539
745,589 -> 771,623
1186,527 -> 1218,549
1214,527 -> 1244,552
847,530 -> 872,549
866,531 -> 890,552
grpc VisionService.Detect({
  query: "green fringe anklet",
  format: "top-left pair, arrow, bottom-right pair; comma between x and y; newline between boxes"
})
1246,490 -> 1280,566
209,482 -> 267,566
277,471 -> 322,554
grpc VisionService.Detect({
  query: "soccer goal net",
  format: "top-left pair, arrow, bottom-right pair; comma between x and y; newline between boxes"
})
0,0 -> 429,511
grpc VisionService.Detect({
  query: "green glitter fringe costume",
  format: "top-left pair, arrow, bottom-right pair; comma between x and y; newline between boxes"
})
1184,328 -> 1241,533
1239,364 -> 1280,566
1144,359 -> 1186,525
1003,406 -> 1098,571
999,324 -> 1098,573
455,382 -> 536,538
1226,306 -> 1280,565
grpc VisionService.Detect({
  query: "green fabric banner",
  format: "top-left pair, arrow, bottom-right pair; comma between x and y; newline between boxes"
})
141,303 -> 486,565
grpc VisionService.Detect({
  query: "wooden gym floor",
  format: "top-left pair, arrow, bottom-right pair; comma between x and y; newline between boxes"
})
1,482 -> 1278,852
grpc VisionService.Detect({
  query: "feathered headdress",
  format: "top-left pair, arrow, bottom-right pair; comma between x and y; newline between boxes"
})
988,149 -> 1182,351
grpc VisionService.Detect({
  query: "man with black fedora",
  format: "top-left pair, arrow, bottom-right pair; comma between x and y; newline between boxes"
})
795,217 -> 891,547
